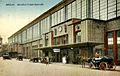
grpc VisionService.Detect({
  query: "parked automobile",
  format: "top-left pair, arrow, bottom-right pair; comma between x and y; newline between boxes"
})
2,53 -> 11,60
29,57 -> 39,63
88,56 -> 116,70
17,53 -> 23,61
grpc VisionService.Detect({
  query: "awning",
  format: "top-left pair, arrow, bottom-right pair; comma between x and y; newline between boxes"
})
33,41 -> 104,50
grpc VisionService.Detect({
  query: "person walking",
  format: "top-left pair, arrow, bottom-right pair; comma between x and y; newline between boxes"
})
95,51 -> 100,58
62,56 -> 66,64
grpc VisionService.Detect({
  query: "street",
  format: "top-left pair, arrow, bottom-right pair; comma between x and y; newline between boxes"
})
0,58 -> 120,76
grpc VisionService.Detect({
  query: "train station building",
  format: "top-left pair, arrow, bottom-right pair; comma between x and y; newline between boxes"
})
8,0 -> 120,64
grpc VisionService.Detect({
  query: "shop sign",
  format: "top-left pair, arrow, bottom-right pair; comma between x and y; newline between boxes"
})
53,49 -> 60,52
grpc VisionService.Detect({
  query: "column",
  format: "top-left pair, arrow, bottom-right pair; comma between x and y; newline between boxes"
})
104,31 -> 108,55
113,31 -> 118,64
51,31 -> 54,45
73,25 -> 76,43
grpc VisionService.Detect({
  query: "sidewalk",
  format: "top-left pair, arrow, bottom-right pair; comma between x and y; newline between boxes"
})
52,62 -> 120,71
5,58 -> 120,71
115,66 -> 120,71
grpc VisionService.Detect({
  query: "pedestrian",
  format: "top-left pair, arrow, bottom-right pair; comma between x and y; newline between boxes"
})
95,51 -> 100,58
66,55 -> 69,63
45,56 -> 49,65
81,56 -> 86,68
62,56 -> 66,64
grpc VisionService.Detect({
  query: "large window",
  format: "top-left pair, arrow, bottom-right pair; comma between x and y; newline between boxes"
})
8,37 -> 13,44
54,29 -> 57,35
108,0 -> 116,19
108,32 -> 113,38
76,32 -> 81,43
108,32 -> 113,45
60,35 -> 68,44
54,12 -> 58,25
72,1 -> 77,18
46,17 -> 50,32
75,24 -> 81,43
60,8 -> 65,22
14,35 -> 18,43
117,30 -> 120,37
82,0 -> 87,19
117,0 -> 120,17
51,8 -> 65,26
76,0 -> 82,19
100,0 -> 107,20
93,0 -> 99,19
90,0 -> 118,20
117,30 -> 120,61
58,10 -> 61,24
18,33 -> 22,43
66,3 -> 72,20
117,30 -> 120,44
118,48 -> 120,60
27,27 -> 32,41
52,13 -> 55,26
54,37 -> 58,45
41,17 -> 50,34
108,48 -> 114,58
33,23 -> 39,40
66,1 -> 81,19
53,35 -> 68,45
22,31 -> 27,43
12,37 -> 14,43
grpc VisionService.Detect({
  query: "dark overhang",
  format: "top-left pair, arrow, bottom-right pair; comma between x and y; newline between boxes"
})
33,41 -> 104,50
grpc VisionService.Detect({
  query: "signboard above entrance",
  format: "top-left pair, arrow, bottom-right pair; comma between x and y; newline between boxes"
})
53,49 -> 60,52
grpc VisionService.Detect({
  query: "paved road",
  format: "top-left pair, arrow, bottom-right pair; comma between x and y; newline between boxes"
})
0,58 -> 120,76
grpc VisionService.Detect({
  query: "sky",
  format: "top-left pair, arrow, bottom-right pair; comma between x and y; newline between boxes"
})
0,0 -> 62,43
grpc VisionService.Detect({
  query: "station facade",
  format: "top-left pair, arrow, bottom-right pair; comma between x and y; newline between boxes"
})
8,0 -> 120,64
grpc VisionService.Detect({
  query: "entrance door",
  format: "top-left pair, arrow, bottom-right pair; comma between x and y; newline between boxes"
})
81,49 -> 88,59
108,48 -> 114,58
53,52 -> 61,62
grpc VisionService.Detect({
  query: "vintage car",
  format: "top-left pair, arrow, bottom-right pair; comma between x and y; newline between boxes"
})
29,57 -> 39,63
2,53 -> 11,60
17,53 -> 23,61
88,56 -> 116,70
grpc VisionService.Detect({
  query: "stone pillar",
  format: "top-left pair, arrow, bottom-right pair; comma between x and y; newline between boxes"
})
37,50 -> 39,58
104,31 -> 108,55
113,31 -> 118,64
58,37 -> 60,44
51,31 -> 54,45
30,43 -> 32,58
73,25 -> 76,43
68,25 -> 74,44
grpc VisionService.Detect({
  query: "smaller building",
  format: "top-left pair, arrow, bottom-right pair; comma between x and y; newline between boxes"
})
0,36 -> 2,52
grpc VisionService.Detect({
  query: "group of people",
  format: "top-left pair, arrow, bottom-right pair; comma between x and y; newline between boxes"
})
37,51 -> 101,66
40,56 -> 49,65
81,51 -> 101,68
